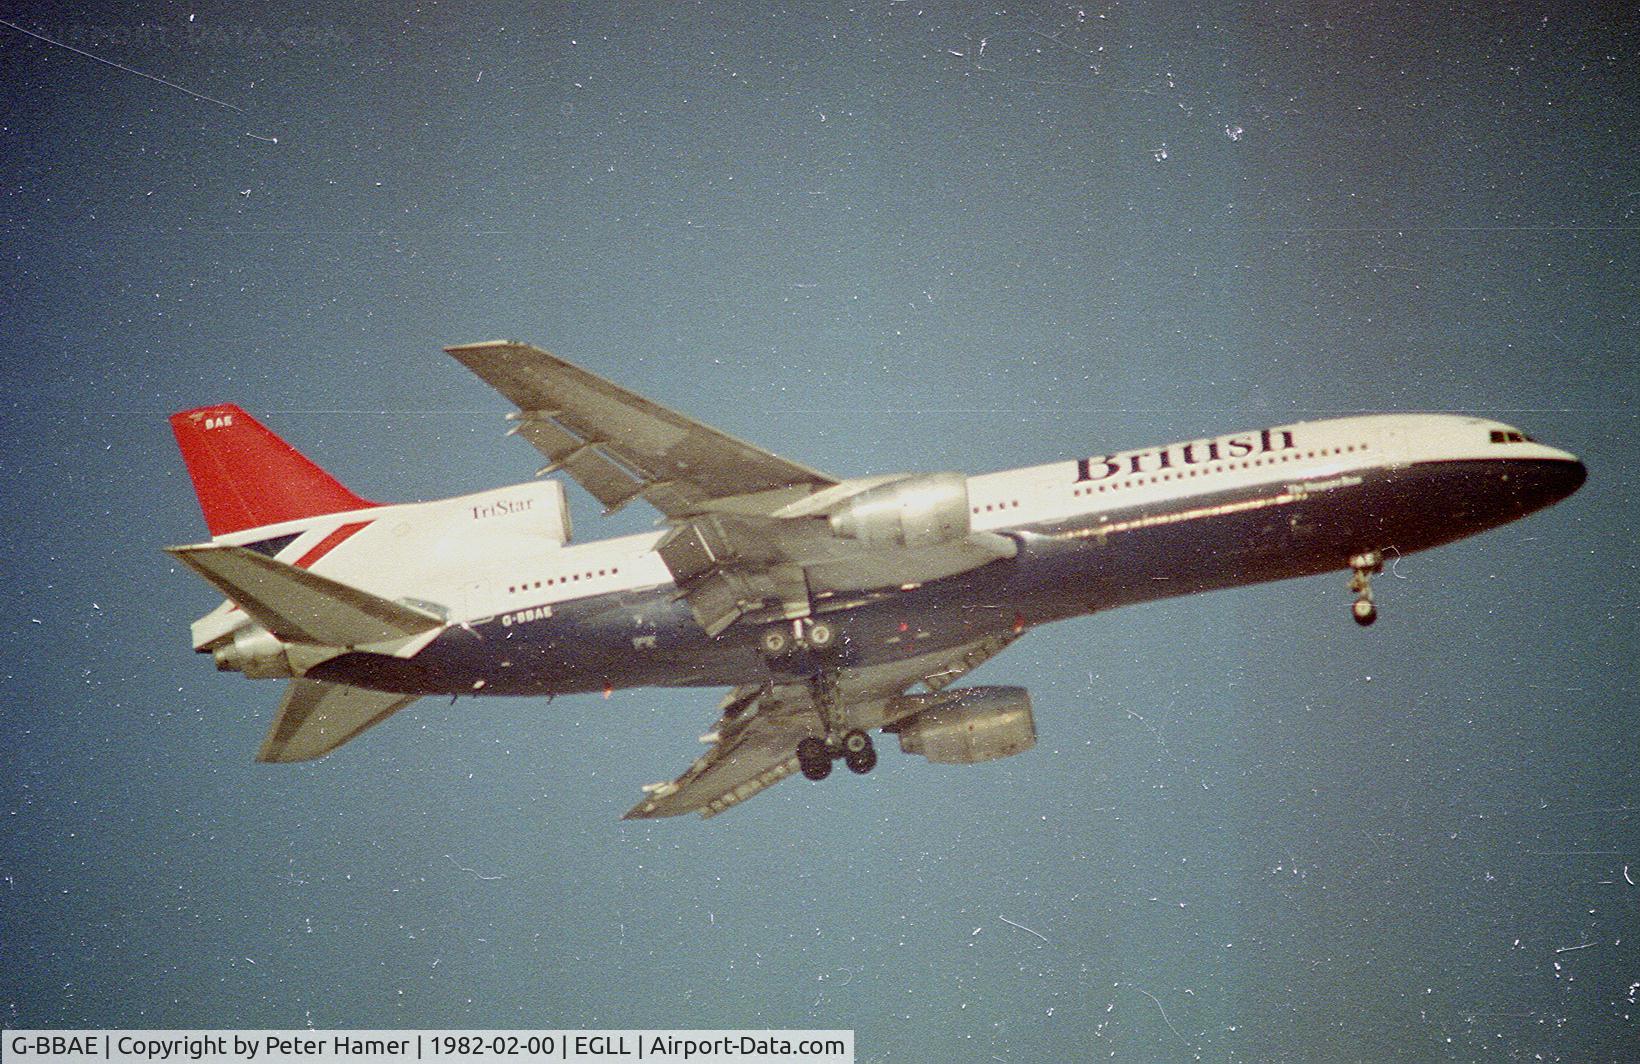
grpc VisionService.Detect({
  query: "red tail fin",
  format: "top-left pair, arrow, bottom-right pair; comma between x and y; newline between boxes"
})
170,404 -> 376,536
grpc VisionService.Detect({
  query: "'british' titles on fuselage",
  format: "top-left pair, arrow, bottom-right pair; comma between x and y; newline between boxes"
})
1076,427 -> 1297,483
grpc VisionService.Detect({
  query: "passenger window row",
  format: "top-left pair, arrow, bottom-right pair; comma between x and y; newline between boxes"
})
507,567 -> 620,595
1070,443 -> 1368,499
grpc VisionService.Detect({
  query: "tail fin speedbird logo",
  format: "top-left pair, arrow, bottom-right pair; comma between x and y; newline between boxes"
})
166,341 -> 1586,819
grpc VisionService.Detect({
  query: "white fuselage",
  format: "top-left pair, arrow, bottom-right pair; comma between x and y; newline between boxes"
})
190,412 -> 1583,682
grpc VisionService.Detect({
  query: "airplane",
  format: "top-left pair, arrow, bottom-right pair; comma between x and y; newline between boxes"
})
166,341 -> 1587,819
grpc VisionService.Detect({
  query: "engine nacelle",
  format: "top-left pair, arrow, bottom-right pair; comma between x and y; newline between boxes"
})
828,472 -> 971,548
895,685 -> 1036,765
212,626 -> 295,679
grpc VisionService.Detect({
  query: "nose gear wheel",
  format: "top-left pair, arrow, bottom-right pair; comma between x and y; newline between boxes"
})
1348,550 -> 1384,626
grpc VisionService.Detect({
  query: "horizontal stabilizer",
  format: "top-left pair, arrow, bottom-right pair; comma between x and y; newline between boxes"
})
167,544 -> 444,647
259,678 -> 419,762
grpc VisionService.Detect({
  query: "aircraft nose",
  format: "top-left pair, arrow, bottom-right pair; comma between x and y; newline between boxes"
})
1503,453 -> 1585,519
1526,454 -> 1587,510
1555,457 -> 1588,501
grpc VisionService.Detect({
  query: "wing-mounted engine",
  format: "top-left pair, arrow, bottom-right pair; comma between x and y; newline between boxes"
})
656,473 -> 1018,636
827,472 -> 971,547
802,472 -> 1017,599
625,641 -> 1037,820
889,685 -> 1036,764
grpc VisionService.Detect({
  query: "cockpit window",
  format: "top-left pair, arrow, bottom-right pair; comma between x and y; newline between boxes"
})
1490,429 -> 1529,444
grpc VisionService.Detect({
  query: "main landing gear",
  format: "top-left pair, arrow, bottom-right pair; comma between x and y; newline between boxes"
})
795,666 -> 877,781
1348,550 -> 1384,626
797,730 -> 877,780
760,617 -> 836,658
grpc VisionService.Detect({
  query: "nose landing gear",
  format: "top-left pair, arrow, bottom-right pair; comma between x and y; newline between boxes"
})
1348,550 -> 1384,626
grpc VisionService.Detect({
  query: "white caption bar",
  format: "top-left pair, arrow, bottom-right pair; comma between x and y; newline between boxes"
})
1,1032 -> 854,1064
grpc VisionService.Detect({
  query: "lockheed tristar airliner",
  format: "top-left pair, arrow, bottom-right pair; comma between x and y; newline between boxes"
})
167,342 -> 1586,819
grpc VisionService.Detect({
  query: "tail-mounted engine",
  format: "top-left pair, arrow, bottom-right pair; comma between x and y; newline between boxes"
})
212,625 -> 296,679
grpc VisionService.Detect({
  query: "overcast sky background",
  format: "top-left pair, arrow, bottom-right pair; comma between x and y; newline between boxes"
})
3,2 -> 1636,1060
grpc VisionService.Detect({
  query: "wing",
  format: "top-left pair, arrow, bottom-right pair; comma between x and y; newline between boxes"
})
623,683 -> 816,820
446,340 -> 836,517
447,340 -> 1016,639
624,631 -> 1021,820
